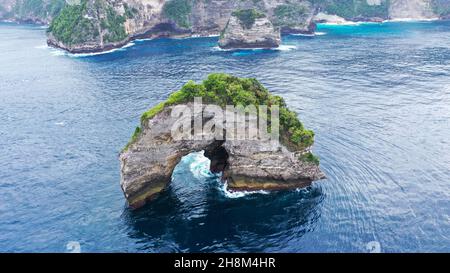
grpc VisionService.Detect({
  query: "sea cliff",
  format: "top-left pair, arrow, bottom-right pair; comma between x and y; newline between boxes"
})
120,73 -> 325,209
2,0 -> 450,53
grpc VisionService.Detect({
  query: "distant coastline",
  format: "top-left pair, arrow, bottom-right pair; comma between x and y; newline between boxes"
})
43,18 -> 445,57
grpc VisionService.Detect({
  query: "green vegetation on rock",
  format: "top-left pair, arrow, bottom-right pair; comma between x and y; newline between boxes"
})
123,3 -> 138,19
131,74 -> 315,152
123,126 -> 142,152
48,1 -> 95,45
162,0 -> 192,29
311,0 -> 389,19
232,9 -> 266,29
273,3 -> 309,27
299,152 -> 320,165
101,6 -> 127,43
49,0 -> 127,46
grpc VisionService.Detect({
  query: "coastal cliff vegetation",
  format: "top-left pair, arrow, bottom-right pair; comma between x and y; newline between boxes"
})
162,0 -> 192,28
311,0 -> 390,19
273,3 -> 309,27
48,1 -> 94,45
231,9 -> 266,29
48,0 -> 127,46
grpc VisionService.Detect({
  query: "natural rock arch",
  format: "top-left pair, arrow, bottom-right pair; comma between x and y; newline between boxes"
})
120,74 -> 325,209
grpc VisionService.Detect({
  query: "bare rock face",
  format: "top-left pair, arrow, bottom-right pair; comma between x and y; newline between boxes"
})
223,139 -> 325,191
120,105 -> 223,209
314,12 -> 348,24
389,0 -> 437,19
120,74 -> 325,209
218,10 -> 281,49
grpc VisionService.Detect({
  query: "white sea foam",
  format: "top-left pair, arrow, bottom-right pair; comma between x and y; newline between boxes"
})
191,33 -> 220,38
319,18 -> 440,27
386,18 -> 439,23
188,152 -> 212,179
213,44 -> 297,52
275,45 -> 297,51
68,41 -> 135,57
35,44 -> 49,49
319,21 -> 362,26
48,47 -> 66,57
291,33 -> 315,37
291,32 -> 327,37
219,181 -> 269,199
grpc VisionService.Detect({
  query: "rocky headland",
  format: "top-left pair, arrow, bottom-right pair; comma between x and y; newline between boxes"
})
120,74 -> 325,209
2,0 -> 450,53
43,0 -> 317,53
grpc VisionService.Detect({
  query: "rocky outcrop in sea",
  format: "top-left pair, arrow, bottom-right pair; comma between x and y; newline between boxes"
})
119,74 -> 325,209
218,9 -> 280,49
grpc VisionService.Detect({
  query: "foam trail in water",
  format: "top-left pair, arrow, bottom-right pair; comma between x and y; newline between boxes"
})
38,41 -> 136,57
213,44 -> 297,52
69,42 -> 135,57
386,18 -> 439,22
276,45 -> 297,51
219,181 -> 270,198
35,44 -> 49,49
188,151 -> 212,179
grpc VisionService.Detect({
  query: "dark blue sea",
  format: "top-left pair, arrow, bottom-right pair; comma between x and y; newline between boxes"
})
0,21 -> 449,252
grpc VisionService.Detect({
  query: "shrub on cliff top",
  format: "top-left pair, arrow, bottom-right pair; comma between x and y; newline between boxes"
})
162,0 -> 192,29
273,3 -> 309,27
101,6 -> 127,43
133,74 -> 315,152
49,0 -> 127,45
299,152 -> 320,165
310,0 -> 389,19
48,0 -> 92,45
232,9 -> 266,29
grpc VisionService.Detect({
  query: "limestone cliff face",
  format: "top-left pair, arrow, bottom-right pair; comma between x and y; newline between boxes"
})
218,11 -> 281,49
120,74 -> 324,209
120,104 -> 324,209
389,0 -> 436,19
46,0 -> 316,53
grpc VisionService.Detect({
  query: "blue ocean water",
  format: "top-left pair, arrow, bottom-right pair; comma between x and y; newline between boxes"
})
0,21 -> 449,253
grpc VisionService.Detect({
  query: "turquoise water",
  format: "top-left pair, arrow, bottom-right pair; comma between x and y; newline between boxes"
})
0,21 -> 449,252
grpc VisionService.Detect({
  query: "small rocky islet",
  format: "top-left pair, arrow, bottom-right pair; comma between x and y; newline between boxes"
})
120,73 -> 325,209
2,0 -> 449,52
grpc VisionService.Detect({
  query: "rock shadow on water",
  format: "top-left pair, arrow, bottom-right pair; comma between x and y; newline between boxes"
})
121,153 -> 325,252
